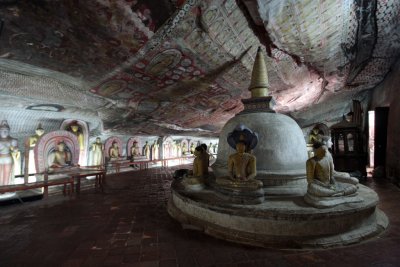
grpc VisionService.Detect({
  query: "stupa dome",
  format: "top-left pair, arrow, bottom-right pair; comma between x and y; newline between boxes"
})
212,47 -> 308,195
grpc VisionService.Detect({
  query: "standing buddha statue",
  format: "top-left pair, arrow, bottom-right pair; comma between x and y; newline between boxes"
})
28,124 -> 45,174
0,120 -> 18,185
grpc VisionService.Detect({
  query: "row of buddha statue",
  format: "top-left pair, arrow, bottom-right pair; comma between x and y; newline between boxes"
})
180,124 -> 360,207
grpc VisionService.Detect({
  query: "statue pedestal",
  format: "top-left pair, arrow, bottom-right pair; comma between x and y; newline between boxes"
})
168,182 -> 388,248
209,175 -> 265,205
304,182 -> 363,208
181,177 -> 205,191
132,155 -> 147,161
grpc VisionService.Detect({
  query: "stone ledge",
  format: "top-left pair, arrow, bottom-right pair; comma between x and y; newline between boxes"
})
168,183 -> 388,248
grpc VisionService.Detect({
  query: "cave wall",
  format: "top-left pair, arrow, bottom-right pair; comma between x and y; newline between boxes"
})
370,58 -> 400,182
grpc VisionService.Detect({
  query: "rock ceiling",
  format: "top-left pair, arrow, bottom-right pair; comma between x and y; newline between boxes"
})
0,0 -> 399,137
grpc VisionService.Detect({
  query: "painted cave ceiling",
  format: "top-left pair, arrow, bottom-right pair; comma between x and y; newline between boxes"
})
0,0 -> 399,137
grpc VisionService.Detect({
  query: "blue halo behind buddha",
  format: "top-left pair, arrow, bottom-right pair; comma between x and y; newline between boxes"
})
227,124 -> 258,150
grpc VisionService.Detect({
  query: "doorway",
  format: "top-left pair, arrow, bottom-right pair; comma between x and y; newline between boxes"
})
374,107 -> 389,177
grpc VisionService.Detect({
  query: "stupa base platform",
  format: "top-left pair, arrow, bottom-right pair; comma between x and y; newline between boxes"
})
168,181 -> 388,249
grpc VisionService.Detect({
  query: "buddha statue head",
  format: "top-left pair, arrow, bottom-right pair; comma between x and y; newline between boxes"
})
227,124 -> 258,153
35,123 -> 45,137
70,123 -> 80,133
320,135 -> 333,149
235,140 -> 247,153
193,146 -> 203,157
57,141 -> 66,152
0,120 -> 10,139
112,140 -> 118,148
95,137 -> 102,144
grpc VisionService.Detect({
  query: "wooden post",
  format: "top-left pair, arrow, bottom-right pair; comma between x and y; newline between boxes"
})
24,137 -> 30,184
43,172 -> 48,198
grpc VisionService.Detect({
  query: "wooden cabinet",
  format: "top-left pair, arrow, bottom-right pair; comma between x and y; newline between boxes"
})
331,119 -> 367,176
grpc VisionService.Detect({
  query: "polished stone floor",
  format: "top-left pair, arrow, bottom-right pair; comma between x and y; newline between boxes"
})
0,166 -> 399,267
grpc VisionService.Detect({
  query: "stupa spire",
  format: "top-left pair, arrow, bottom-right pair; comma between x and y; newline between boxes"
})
248,47 -> 269,98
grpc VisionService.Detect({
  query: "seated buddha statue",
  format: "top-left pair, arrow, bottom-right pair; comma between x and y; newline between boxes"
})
305,140 -> 358,199
48,141 -> 74,171
109,141 -> 120,161
321,135 -> 359,185
216,125 -> 263,190
131,141 -> 140,157
182,146 -> 209,188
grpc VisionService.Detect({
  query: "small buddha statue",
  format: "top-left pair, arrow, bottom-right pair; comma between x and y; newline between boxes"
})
143,141 -> 150,160
207,142 -> 212,153
109,141 -> 120,161
305,139 -> 358,199
212,143 -> 217,154
49,141 -> 72,169
151,140 -> 159,160
182,142 -> 188,155
176,143 -> 182,157
0,120 -> 18,186
69,122 -> 84,153
190,143 -> 195,154
131,141 -> 140,157
182,145 -> 209,189
89,137 -> 103,166
28,124 -> 45,174
308,127 -> 323,145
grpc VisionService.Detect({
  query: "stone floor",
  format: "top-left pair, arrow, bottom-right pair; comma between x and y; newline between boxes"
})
0,166 -> 400,267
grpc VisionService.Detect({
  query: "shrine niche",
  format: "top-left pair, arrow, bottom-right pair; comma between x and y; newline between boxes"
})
330,118 -> 367,176
104,137 -> 123,162
150,139 -> 160,160
188,140 -> 197,154
34,130 -> 80,173
180,139 -> 189,155
60,120 -> 89,166
127,137 -> 147,161
127,137 -> 142,158
88,137 -> 104,167
161,136 -> 176,159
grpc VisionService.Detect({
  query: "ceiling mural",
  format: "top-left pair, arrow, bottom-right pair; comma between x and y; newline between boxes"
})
0,0 -> 399,136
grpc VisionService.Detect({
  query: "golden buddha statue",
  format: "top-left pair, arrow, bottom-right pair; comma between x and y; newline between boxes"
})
182,142 -> 188,155
0,120 -> 18,185
143,141 -> 150,160
193,146 -> 209,177
69,122 -> 84,153
190,143 -> 195,154
28,124 -> 45,174
216,125 -> 263,189
306,139 -> 358,197
308,127 -> 323,146
49,141 -> 72,169
182,145 -> 209,188
89,137 -> 103,166
131,141 -> 140,157
109,141 -> 120,160
151,140 -> 159,160
228,141 -> 257,181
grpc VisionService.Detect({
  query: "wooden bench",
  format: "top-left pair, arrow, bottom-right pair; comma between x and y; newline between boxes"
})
0,173 -> 74,202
